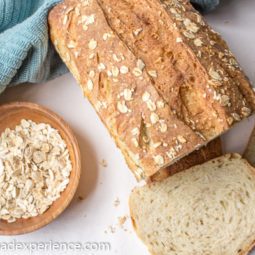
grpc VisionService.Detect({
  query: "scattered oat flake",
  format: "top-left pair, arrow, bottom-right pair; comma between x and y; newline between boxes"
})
117,216 -> 127,226
63,15 -> 68,25
176,37 -> 182,43
88,39 -> 97,50
117,101 -> 128,114
148,70 -> 158,78
120,66 -> 129,74
105,215 -> 129,234
107,225 -> 116,234
87,79 -> 94,90
100,159 -> 107,167
113,197 -> 120,207
154,155 -> 164,165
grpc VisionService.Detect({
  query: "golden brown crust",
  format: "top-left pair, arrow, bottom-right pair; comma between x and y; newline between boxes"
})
48,0 -> 204,179
149,137 -> 222,182
241,239 -> 255,255
236,156 -> 255,255
98,0 -> 255,139
49,0 -> 255,179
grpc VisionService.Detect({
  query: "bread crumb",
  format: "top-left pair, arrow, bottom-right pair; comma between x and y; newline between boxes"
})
106,225 -> 116,234
78,196 -> 84,201
100,159 -> 107,167
104,216 -> 129,234
113,197 -> 120,207
117,216 -> 127,227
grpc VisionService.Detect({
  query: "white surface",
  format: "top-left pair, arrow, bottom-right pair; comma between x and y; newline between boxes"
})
0,0 -> 255,254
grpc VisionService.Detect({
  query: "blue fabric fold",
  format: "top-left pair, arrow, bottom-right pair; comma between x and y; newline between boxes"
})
0,0 -> 68,93
191,0 -> 220,13
0,0 -> 219,94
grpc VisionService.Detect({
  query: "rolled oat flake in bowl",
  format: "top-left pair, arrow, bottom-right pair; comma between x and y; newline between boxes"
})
0,119 -> 72,223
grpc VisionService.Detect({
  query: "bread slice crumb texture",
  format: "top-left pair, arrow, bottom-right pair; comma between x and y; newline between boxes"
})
130,154 -> 255,255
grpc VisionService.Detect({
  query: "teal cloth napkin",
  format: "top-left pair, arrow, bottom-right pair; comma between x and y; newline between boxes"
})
0,0 -> 68,93
0,0 -> 219,94
191,0 -> 219,13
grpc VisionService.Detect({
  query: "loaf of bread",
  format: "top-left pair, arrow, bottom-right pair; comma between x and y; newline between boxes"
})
150,137 -> 222,182
48,0 -> 255,179
130,153 -> 255,255
243,125 -> 255,167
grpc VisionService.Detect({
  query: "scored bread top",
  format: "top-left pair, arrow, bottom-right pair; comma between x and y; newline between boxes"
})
49,0 -> 255,179
130,153 -> 255,255
49,0 -> 203,178
98,0 -> 255,139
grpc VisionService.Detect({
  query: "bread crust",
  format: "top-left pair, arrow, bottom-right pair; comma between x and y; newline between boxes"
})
235,156 -> 255,255
49,0 -> 255,179
48,0 -> 203,179
149,137 -> 222,182
241,239 -> 255,255
98,0 -> 255,138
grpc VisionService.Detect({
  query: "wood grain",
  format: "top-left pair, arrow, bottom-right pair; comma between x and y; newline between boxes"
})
0,102 -> 81,235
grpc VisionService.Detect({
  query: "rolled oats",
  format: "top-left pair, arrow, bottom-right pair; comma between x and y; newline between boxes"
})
0,120 -> 72,222
154,155 -> 164,165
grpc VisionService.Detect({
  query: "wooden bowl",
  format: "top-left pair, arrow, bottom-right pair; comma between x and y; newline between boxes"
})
0,102 -> 81,235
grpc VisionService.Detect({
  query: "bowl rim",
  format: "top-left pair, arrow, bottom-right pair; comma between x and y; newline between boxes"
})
0,101 -> 81,235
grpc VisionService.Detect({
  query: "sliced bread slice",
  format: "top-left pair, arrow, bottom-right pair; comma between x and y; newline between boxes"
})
130,153 -> 255,255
